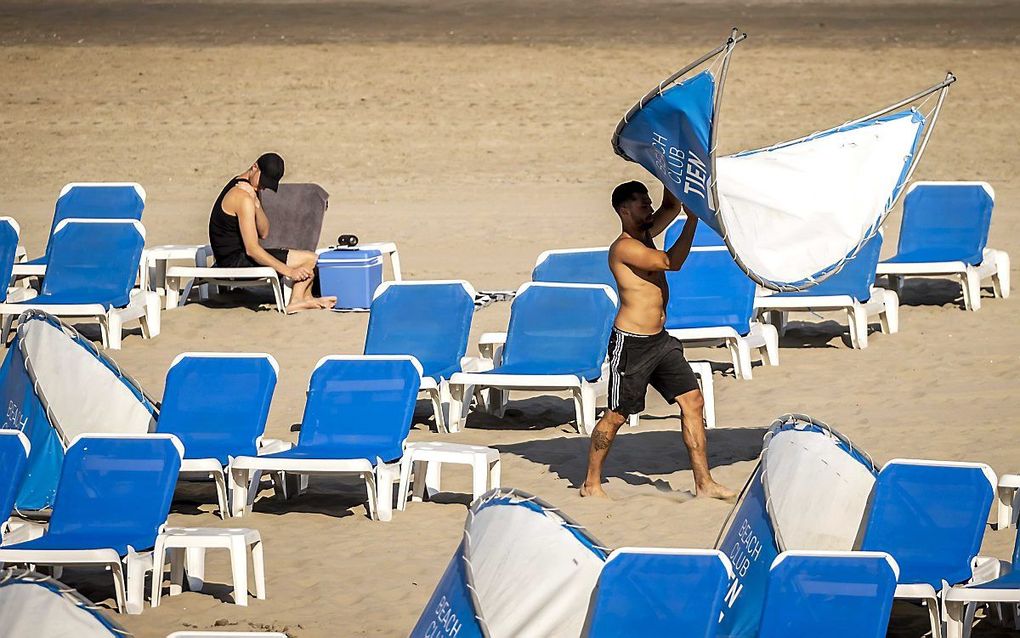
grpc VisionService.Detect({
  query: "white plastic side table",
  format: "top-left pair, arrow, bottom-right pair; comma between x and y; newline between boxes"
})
397,442 -> 500,510
151,527 -> 265,607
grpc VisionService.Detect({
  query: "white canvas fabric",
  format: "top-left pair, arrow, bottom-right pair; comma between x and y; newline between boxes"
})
22,319 -> 154,443
0,581 -> 121,638
716,114 -> 924,286
764,427 -> 876,550
468,502 -> 605,638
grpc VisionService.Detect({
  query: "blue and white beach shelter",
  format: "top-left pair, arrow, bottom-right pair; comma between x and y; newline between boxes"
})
0,311 -> 156,510
412,489 -> 609,637
714,414 -> 879,638
613,30 -> 955,291
0,568 -> 129,637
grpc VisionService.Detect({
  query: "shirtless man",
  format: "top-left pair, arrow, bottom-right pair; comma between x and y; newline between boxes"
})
208,152 -> 335,313
580,181 -> 734,500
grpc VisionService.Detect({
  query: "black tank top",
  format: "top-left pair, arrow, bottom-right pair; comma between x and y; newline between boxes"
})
208,177 -> 251,266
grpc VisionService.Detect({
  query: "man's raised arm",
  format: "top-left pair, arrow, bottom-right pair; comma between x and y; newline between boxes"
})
616,214 -> 699,273
648,187 -> 684,238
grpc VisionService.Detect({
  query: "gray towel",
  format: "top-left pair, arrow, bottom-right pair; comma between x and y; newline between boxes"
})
260,183 -> 329,252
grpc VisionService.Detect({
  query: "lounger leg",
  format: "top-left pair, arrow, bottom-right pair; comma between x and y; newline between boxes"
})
107,312 -> 123,350
150,537 -> 167,607
945,600 -> 967,638
374,467 -> 396,522
229,535 -> 249,606
124,551 -> 148,615
1,314 -> 14,345
213,470 -> 229,520
964,267 -> 982,311
164,276 -> 181,309
110,561 -> 128,614
427,386 -> 446,433
992,250 -> 1010,299
882,290 -> 900,334
887,274 -> 904,297
848,304 -> 867,349
411,460 -> 428,503
925,594 -> 944,638
141,291 -> 161,339
424,461 -> 441,498
270,278 -> 287,313
389,250 -> 403,282
489,458 -> 501,491
628,413 -> 639,428
397,456 -> 414,511
733,339 -> 753,380
761,323 -> 780,366
580,381 -> 597,435
168,547 -> 185,596
447,383 -> 465,433
229,467 -> 251,517
997,484 -> 1017,530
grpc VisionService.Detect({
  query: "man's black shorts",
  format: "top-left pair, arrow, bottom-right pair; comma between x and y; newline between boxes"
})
217,248 -> 289,269
607,328 -> 700,417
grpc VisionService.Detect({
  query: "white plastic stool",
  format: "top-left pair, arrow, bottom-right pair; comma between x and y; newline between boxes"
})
397,442 -> 500,510
151,527 -> 266,607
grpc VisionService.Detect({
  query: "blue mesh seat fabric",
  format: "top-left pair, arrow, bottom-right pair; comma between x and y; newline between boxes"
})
365,283 -> 474,382
758,552 -> 898,638
584,549 -> 732,637
155,354 -> 277,465
883,183 -> 994,267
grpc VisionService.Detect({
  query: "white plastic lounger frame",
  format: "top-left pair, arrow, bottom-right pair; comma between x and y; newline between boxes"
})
613,29 -> 956,292
447,282 -> 622,436
371,280 -> 478,434
165,244 -> 290,313
12,182 -> 147,279
0,220 -> 160,350
997,474 -> 1020,530
168,352 -> 289,519
755,288 -> 899,349
0,433 -> 184,615
877,182 -> 1010,311
228,355 -> 423,523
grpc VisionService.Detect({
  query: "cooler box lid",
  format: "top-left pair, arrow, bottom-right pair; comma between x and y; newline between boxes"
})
317,248 -> 383,265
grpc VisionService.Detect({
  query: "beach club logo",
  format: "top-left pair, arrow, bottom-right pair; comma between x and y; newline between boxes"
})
649,130 -> 710,202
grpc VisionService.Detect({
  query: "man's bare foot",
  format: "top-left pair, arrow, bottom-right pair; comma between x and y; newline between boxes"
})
285,299 -> 323,314
315,296 -> 337,309
580,482 -> 610,498
695,481 -> 738,502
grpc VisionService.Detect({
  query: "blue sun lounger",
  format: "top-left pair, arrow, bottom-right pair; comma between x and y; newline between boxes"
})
758,551 -> 899,638
755,233 -> 899,349
229,356 -> 421,522
877,181 -> 1010,310
0,219 -> 159,349
155,353 -> 284,518
945,525 -> 1020,638
582,548 -> 733,637
448,282 -> 617,435
13,183 -> 146,279
860,459 -> 996,638
365,281 -> 476,433
0,434 -> 183,614
0,430 -> 31,543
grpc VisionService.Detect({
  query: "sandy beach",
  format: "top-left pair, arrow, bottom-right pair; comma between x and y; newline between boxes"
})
1,1 -> 1018,636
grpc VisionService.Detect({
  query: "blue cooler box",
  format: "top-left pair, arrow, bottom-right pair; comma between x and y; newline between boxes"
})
317,249 -> 383,310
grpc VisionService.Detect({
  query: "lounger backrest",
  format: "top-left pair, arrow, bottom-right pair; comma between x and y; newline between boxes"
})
502,283 -> 617,375
41,219 -> 145,308
582,548 -> 732,637
757,551 -> 899,638
780,233 -> 883,301
43,183 -> 145,262
156,353 -> 278,464
860,459 -> 995,588
48,434 -> 182,549
0,218 -> 21,303
296,356 -> 421,463
532,248 -> 616,292
664,247 -> 756,334
664,217 -> 726,248
366,281 -> 475,381
0,431 -> 30,522
897,182 -> 994,266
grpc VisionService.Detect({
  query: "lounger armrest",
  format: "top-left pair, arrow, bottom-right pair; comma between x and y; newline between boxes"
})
970,555 -> 1010,585
478,332 -> 507,363
460,356 -> 495,374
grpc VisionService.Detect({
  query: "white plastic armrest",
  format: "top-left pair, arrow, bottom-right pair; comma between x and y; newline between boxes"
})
460,356 -> 495,374
478,332 -> 508,363
257,438 -> 294,455
970,555 -> 1010,585
478,332 -> 508,347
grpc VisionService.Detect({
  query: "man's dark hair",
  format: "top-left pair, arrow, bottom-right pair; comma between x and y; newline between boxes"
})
612,181 -> 648,211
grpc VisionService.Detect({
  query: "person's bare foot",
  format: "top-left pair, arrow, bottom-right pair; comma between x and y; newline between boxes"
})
695,480 -> 738,502
315,296 -> 337,309
580,482 -> 610,498
285,299 -> 323,314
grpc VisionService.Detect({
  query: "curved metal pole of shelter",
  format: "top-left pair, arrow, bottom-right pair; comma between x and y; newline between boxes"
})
710,72 -> 956,292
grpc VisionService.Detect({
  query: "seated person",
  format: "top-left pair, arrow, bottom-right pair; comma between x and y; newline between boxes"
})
208,153 -> 335,313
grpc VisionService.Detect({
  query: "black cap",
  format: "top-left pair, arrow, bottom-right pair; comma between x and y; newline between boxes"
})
256,152 -> 285,192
